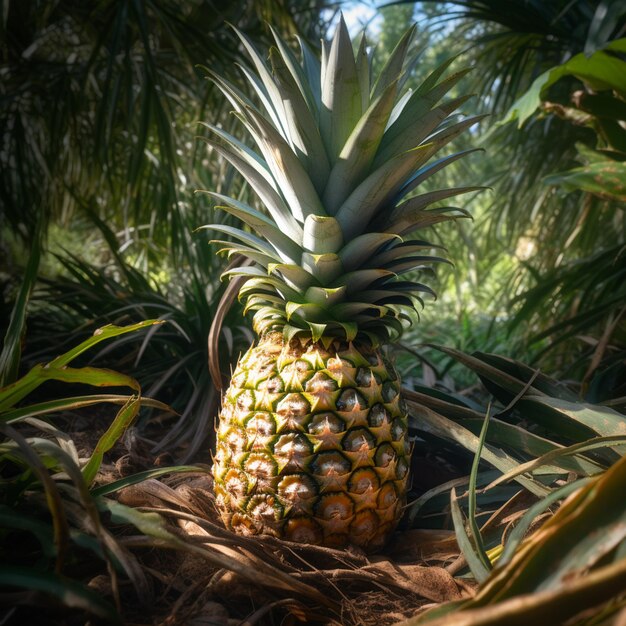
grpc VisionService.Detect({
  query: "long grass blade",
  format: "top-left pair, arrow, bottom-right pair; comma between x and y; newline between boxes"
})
1,394 -> 171,424
485,435 -> 626,491
497,477 -> 593,567
467,408 -> 492,575
409,403 -> 551,497
82,396 -> 141,485
450,487 -> 490,583
0,365 -> 142,413
0,218 -> 42,386
91,465 -> 206,497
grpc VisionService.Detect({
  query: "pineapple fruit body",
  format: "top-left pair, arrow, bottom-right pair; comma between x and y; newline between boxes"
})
213,333 -> 410,552
202,17 -> 476,551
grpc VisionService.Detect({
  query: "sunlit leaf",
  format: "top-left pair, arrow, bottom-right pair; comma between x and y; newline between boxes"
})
82,396 -> 141,485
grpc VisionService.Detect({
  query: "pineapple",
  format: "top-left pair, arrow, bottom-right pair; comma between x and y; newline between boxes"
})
203,18 -> 479,552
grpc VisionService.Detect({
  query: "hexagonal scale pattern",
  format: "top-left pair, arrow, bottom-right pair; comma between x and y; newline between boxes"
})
212,333 -> 410,552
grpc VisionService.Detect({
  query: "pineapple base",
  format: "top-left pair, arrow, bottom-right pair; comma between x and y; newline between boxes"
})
212,333 -> 411,553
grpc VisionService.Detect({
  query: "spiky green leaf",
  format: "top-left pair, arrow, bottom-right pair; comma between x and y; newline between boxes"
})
320,16 -> 361,163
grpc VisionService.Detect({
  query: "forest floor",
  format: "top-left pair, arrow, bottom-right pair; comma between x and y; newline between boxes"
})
6,413 -> 476,626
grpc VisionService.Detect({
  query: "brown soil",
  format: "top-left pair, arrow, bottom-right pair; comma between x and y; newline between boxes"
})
3,411 -> 476,626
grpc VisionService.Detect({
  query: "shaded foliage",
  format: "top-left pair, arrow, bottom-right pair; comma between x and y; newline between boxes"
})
2,0 -> 337,455
0,322 -> 175,622
1,0 -> 332,252
413,0 -> 626,113
1,4 -> 626,624
381,1 -> 626,390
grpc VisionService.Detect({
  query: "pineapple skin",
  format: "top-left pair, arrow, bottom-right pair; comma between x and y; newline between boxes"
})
212,333 -> 411,552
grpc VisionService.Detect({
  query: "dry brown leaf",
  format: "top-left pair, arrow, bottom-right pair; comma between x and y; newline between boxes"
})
112,472 -> 481,625
118,483 -> 169,509
386,529 -> 460,563
365,559 -> 465,603
397,564 -> 467,602
174,483 -> 216,518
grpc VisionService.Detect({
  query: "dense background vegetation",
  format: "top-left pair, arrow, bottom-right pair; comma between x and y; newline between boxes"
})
3,1 -> 624,409
1,1 -> 625,624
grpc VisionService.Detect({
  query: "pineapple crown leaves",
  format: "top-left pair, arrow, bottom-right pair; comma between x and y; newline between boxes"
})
199,17 -> 482,345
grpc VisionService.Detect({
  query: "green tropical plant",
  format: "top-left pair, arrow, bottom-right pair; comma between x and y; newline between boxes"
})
395,343 -> 626,625
405,346 -> 625,520
3,1 -> 337,460
202,17 -> 481,550
27,239 -> 252,461
495,38 -> 626,384
385,0 -> 626,389
407,0 -> 626,113
0,321 -> 176,622
0,0 -> 332,253
407,453 -> 626,625
0,218 -> 43,387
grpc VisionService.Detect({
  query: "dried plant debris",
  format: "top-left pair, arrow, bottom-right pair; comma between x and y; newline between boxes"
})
110,472 -> 471,625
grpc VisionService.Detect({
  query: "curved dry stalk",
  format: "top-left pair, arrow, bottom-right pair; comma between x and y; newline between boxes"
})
207,256 -> 251,391
117,526 -> 339,611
